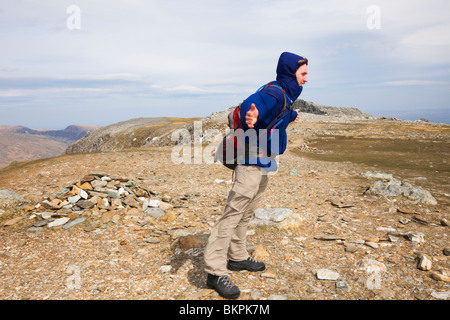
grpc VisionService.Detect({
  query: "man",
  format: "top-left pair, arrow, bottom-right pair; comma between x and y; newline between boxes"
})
204,52 -> 308,299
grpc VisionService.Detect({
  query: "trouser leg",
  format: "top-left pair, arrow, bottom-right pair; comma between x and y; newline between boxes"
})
204,165 -> 268,276
228,177 -> 268,261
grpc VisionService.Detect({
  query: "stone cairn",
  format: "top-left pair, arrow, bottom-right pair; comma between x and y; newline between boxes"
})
25,172 -> 175,232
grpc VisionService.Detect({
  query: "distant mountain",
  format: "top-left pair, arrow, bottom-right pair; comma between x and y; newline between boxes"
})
0,125 -> 101,169
65,100 -> 376,155
13,125 -> 101,143
65,118 -> 199,154
292,99 -> 375,119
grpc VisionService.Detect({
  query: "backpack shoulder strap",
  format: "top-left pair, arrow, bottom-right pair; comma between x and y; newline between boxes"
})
257,82 -> 291,130
257,82 -> 294,107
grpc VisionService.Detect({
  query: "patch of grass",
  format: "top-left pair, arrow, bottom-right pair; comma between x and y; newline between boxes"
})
300,136 -> 449,174
293,121 -> 450,208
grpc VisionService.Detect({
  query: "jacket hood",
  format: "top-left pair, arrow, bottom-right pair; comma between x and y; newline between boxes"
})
276,52 -> 305,102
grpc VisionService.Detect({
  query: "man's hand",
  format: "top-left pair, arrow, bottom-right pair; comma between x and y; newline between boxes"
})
294,109 -> 300,123
245,103 -> 259,128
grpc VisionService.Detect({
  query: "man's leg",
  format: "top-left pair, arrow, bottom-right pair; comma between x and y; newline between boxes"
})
203,190 -> 251,276
204,165 -> 265,275
228,173 -> 268,262
203,165 -> 266,298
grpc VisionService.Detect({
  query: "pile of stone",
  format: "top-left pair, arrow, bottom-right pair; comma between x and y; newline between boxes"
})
363,172 -> 437,205
25,171 -> 175,232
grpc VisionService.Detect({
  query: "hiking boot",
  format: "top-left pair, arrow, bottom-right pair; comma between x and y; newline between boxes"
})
206,274 -> 240,299
227,257 -> 266,272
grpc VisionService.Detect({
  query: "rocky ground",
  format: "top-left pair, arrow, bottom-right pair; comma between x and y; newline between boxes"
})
0,118 -> 449,301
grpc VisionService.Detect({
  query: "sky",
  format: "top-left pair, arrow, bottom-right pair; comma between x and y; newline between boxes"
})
1,0 -> 449,129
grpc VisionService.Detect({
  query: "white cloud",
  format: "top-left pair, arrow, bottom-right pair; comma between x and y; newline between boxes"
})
0,0 -> 449,127
2,0 -> 449,78
0,90 -> 25,98
62,73 -> 144,81
394,23 -> 450,65
0,87 -> 111,98
362,1 -> 450,65
165,85 -> 207,94
380,80 -> 450,86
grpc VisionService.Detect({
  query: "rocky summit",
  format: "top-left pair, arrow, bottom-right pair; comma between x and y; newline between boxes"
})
0,109 -> 449,301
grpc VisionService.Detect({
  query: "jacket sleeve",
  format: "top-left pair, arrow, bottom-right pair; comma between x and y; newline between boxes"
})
289,110 -> 298,122
239,92 -> 278,130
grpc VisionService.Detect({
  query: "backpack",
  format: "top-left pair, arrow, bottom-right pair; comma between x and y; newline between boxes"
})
215,82 -> 292,170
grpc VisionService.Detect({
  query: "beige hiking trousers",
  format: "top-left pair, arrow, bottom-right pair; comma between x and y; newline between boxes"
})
204,165 -> 269,276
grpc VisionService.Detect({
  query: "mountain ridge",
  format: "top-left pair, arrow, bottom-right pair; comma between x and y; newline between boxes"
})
13,124 -> 101,142
0,124 -> 101,169
65,99 -> 376,154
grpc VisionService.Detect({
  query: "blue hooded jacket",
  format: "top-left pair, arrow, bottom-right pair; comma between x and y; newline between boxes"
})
238,52 -> 306,171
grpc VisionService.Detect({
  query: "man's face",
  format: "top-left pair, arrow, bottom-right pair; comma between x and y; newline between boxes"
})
296,64 -> 308,86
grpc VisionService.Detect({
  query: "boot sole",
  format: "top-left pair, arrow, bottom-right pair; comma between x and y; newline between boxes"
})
206,283 -> 240,299
227,263 -> 266,272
